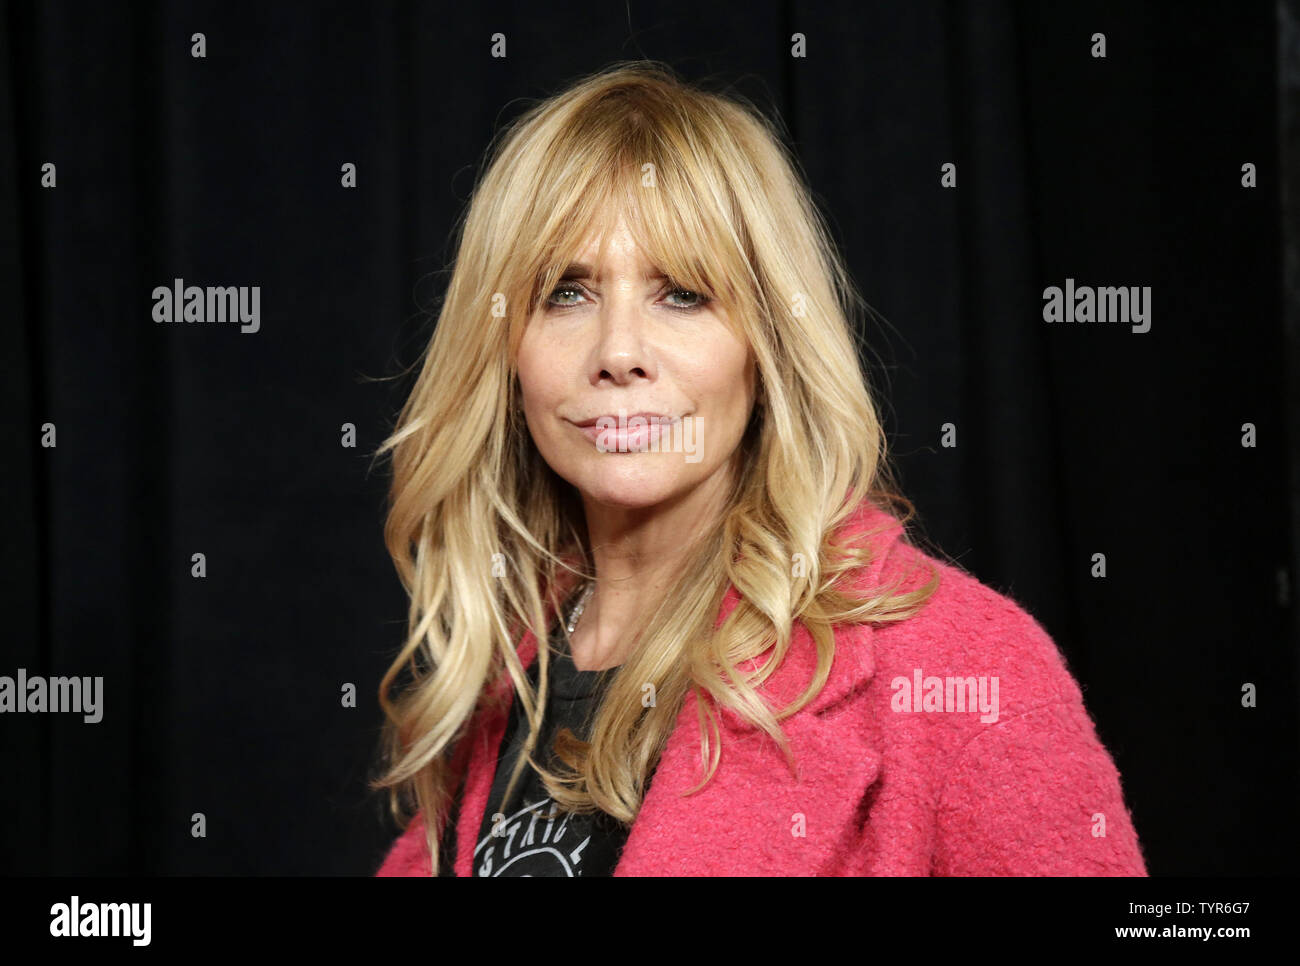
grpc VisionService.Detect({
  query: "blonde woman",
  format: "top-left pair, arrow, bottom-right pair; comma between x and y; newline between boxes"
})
371,61 -> 1147,877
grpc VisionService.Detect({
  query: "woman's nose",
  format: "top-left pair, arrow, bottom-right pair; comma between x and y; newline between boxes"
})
589,293 -> 656,384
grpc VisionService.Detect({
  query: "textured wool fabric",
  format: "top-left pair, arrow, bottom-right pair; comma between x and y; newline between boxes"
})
376,500 -> 1148,876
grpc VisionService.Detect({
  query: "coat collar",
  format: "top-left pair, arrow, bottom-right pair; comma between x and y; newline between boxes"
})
454,500 -> 904,876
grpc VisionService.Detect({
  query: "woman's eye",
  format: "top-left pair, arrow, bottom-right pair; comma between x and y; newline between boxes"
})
547,283 -> 585,307
664,288 -> 709,310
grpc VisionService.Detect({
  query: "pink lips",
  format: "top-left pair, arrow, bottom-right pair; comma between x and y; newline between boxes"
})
569,412 -> 681,452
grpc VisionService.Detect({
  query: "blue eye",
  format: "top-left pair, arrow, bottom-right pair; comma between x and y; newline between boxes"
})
664,288 -> 710,310
548,283 -> 585,307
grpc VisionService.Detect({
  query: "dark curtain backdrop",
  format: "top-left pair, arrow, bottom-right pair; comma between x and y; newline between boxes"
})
1,0 -> 1295,875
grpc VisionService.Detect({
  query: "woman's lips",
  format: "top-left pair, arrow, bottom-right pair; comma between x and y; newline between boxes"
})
570,414 -> 681,452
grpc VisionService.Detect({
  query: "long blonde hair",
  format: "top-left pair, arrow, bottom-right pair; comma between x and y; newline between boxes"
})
370,60 -> 941,873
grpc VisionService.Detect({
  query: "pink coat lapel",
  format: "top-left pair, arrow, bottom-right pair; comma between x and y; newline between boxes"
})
613,586 -> 882,875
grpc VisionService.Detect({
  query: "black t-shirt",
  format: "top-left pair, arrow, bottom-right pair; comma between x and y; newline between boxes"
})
470,623 -> 633,877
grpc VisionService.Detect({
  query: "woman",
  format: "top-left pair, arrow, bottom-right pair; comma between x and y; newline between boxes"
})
371,61 -> 1147,876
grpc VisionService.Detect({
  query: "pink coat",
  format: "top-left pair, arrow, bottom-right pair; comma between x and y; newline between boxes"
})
376,500 -> 1148,876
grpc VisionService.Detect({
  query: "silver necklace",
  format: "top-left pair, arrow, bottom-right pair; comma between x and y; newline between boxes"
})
565,580 -> 595,634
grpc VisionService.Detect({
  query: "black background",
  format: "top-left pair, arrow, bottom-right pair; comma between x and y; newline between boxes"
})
2,0 -> 1296,875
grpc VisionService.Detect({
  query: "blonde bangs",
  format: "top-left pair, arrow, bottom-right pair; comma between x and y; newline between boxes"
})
505,103 -> 761,362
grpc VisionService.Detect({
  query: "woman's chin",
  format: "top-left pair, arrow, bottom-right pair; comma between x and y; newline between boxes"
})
573,467 -> 689,510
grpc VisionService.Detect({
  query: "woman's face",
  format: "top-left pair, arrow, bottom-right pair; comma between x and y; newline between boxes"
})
516,215 -> 757,511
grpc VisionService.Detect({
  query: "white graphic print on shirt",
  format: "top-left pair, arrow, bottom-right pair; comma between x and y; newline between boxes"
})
474,797 -> 593,876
